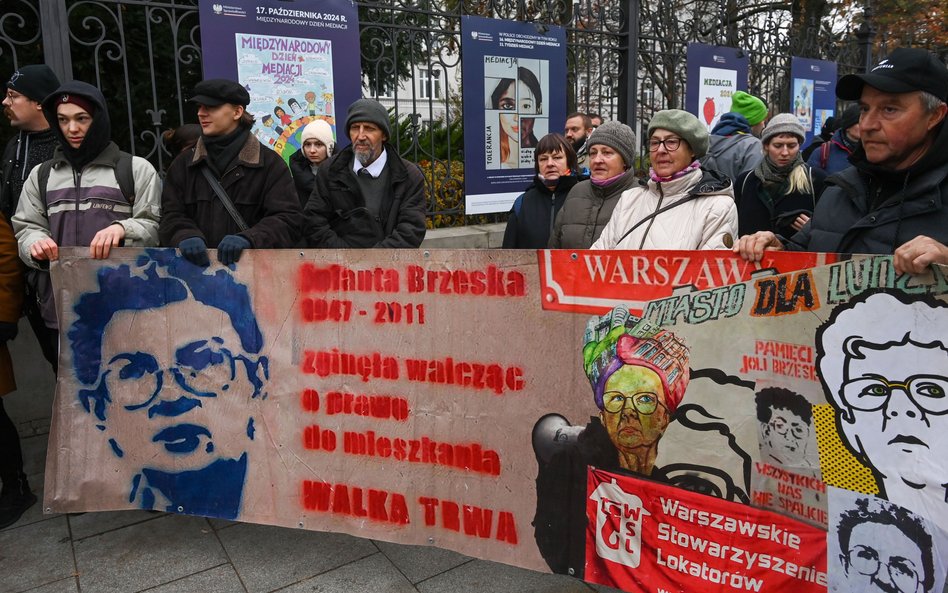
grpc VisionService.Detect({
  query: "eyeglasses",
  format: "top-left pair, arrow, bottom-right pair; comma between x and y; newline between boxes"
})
840,374 -> 948,415
845,544 -> 920,593
3,91 -> 26,102
648,137 -> 682,152
602,391 -> 666,415
768,416 -> 808,439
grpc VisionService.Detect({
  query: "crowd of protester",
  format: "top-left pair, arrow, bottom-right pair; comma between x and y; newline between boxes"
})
1,46 -> 947,530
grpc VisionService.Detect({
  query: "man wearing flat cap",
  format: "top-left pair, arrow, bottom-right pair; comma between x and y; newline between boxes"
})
160,78 -> 301,266
735,48 -> 948,275
304,98 -> 427,248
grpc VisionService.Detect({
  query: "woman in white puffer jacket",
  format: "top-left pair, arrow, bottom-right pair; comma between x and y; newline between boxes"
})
592,109 -> 738,250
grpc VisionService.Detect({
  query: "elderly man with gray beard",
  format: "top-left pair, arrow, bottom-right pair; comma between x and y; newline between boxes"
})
304,98 -> 427,248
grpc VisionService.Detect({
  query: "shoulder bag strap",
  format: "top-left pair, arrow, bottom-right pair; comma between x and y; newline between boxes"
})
613,192 -> 703,247
201,166 -> 249,232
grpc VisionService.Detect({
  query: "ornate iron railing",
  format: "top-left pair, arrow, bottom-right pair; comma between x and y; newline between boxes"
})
2,0 -> 871,223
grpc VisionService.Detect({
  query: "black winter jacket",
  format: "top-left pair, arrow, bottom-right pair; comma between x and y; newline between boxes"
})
786,123 -> 948,254
735,165 -> 826,238
160,132 -> 301,249
502,174 -> 583,249
0,128 -> 58,219
304,144 -> 427,248
289,148 -> 318,208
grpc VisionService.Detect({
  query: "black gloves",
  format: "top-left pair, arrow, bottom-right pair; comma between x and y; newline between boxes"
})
0,321 -> 17,343
217,235 -> 250,266
179,237 -> 209,267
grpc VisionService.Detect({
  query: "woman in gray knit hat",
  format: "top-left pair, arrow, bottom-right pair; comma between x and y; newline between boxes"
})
734,113 -> 826,238
592,109 -> 737,250
548,121 -> 638,248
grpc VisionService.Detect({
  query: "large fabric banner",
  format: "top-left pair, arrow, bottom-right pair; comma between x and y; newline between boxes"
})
46,249 -> 948,593
198,0 -> 361,162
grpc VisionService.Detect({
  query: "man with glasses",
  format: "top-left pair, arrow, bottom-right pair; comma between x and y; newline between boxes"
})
531,312 -> 690,577
834,496 -> 935,593
755,387 -> 814,469
817,290 -> 948,532
66,250 -> 269,519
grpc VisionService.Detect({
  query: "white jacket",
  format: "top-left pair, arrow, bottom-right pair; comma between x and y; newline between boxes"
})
591,168 -> 737,250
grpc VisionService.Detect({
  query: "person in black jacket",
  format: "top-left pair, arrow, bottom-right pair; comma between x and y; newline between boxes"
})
735,113 -> 826,238
502,133 -> 584,248
160,79 -> 301,266
289,119 -> 334,208
734,48 -> 948,277
0,64 -> 60,370
304,98 -> 427,248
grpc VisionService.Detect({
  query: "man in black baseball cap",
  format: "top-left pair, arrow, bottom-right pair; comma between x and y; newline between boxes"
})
160,78 -> 300,267
735,47 -> 948,275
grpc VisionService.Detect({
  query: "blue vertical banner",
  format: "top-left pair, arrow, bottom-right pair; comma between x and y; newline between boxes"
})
790,57 -> 838,147
198,0 -> 361,163
461,16 -> 567,215
685,43 -> 749,133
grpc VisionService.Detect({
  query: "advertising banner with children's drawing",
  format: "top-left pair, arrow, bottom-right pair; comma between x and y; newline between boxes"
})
686,43 -> 749,132
461,15 -> 567,215
45,249 -> 948,593
198,0 -> 361,162
790,57 -> 838,147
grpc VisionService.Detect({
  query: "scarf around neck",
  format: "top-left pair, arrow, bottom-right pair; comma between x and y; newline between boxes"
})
754,154 -> 802,187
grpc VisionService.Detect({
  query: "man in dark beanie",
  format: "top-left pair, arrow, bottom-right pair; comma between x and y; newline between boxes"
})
160,78 -> 301,266
1,65 -> 61,219
0,65 -> 61,370
12,80 -> 161,370
304,97 -> 427,247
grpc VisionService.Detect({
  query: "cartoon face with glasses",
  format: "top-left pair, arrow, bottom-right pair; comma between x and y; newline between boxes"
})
818,291 -> 948,523
69,252 -> 268,519
601,365 -> 671,464
835,497 -> 934,593
755,387 -> 813,468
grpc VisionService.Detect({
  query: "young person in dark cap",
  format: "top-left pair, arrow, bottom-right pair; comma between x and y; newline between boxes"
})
304,98 -> 427,247
735,47 -> 948,275
1,65 -> 61,370
12,80 -> 161,371
1,65 -> 61,219
160,78 -> 301,265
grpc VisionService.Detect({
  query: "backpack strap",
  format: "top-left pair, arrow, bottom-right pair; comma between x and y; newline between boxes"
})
613,192 -> 704,247
114,151 -> 135,203
37,160 -> 54,213
819,141 -> 830,170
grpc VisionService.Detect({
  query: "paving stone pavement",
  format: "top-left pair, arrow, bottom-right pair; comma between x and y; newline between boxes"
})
1,426 -> 626,593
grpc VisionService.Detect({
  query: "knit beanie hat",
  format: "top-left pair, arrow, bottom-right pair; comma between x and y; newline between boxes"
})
587,121 -> 636,167
730,91 -> 768,126
6,65 -> 60,103
345,98 -> 391,139
836,104 -> 860,132
761,113 -> 806,145
647,109 -> 710,158
301,119 -> 336,156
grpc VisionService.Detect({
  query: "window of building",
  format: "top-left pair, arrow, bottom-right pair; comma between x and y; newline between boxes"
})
419,68 -> 442,100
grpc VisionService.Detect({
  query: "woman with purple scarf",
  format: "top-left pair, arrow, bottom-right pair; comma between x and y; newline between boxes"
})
592,109 -> 737,250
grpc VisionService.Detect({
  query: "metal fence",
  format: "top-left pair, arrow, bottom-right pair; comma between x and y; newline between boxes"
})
2,0 -> 870,224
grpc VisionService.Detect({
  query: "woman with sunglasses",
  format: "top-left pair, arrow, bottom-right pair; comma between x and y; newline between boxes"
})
591,109 -> 737,250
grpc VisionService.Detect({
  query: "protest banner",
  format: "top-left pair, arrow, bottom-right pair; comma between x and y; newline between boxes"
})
45,249 -> 948,592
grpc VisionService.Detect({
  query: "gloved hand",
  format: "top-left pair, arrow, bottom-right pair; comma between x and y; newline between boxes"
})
0,321 -> 17,343
217,234 -> 251,266
178,237 -> 209,267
